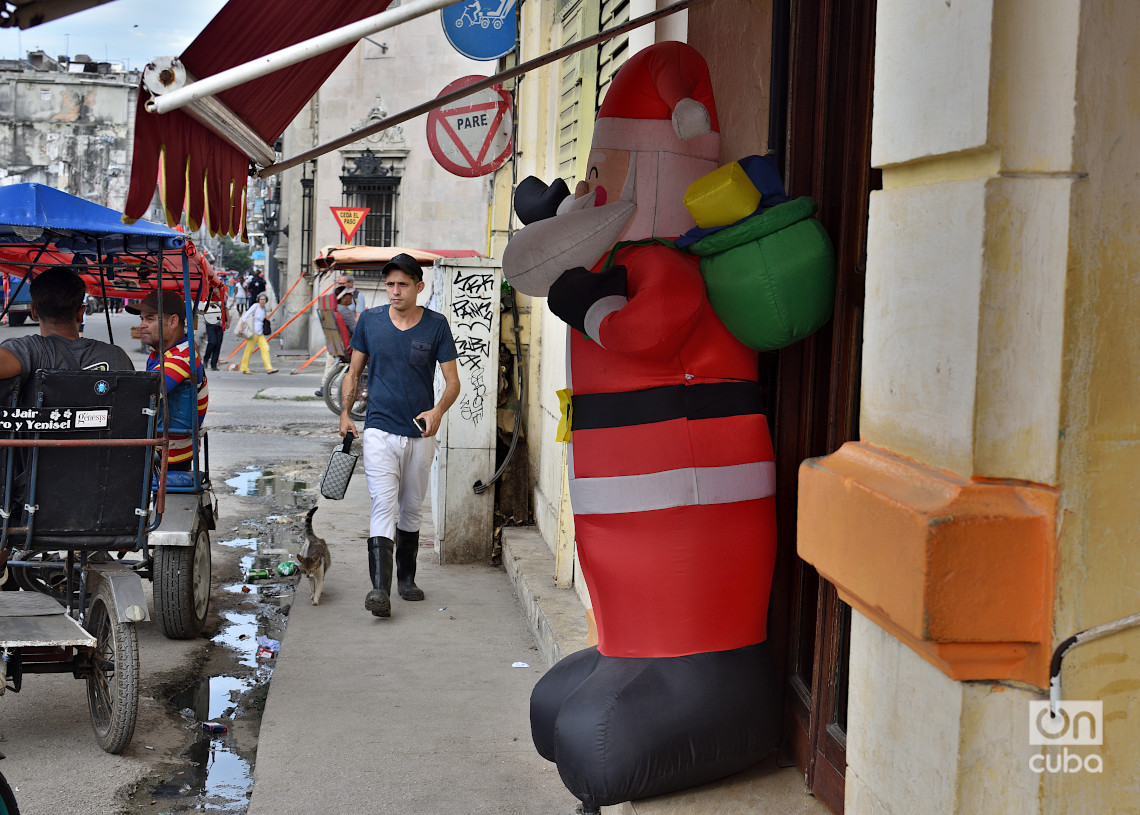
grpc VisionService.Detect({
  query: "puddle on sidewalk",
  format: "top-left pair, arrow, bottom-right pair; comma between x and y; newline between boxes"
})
225,467 -> 309,505
127,510 -> 311,813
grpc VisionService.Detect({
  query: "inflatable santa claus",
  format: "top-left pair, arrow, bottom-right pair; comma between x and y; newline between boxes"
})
503,42 -> 781,810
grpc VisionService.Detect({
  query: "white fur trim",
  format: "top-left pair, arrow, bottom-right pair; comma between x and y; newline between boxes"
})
584,295 -> 628,345
592,117 -> 720,159
672,98 -> 711,142
501,200 -> 636,297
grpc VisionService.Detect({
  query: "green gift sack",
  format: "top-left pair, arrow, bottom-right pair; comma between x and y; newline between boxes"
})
685,196 -> 835,351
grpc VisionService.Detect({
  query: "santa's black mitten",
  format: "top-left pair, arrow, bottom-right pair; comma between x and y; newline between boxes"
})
548,265 -> 628,335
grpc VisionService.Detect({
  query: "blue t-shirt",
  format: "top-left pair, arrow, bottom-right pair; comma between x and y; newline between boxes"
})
350,306 -> 458,436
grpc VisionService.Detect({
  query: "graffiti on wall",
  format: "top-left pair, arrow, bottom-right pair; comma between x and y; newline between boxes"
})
451,268 -> 496,429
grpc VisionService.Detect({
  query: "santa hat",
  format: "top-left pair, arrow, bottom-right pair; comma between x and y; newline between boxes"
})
591,41 -> 720,159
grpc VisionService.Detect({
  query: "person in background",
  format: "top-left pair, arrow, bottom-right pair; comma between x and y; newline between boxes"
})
247,271 -> 267,301
234,276 -> 248,311
225,274 -> 237,309
337,273 -> 367,315
315,272 -> 367,398
335,286 -> 358,336
202,301 -> 224,371
237,293 -> 278,374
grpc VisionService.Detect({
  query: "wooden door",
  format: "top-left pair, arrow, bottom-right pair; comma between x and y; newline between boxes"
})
763,0 -> 878,812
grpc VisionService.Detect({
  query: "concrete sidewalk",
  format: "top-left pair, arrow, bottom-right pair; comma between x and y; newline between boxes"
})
246,465 -> 576,815
245,440 -> 827,815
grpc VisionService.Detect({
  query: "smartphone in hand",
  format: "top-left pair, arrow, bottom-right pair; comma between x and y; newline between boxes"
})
414,417 -> 427,433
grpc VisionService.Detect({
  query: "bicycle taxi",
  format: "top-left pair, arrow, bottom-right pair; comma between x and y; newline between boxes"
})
0,183 -> 226,754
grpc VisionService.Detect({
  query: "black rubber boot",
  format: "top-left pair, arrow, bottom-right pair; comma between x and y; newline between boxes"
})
395,528 -> 425,601
365,536 -> 393,617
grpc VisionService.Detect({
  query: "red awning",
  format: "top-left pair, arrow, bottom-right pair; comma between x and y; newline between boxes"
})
125,0 -> 390,239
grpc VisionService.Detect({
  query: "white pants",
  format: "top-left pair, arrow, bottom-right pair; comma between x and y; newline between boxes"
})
363,428 -> 436,540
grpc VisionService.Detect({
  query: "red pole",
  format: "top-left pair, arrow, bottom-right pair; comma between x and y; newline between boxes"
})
291,347 -> 326,374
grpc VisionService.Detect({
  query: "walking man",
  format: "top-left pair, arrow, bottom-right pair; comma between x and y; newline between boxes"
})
338,253 -> 460,618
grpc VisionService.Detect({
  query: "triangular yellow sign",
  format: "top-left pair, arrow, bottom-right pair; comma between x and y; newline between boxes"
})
330,207 -> 370,242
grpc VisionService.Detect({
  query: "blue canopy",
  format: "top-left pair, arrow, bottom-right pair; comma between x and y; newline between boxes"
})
0,183 -> 184,254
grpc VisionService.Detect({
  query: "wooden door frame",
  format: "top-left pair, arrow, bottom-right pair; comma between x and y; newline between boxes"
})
764,0 -> 877,812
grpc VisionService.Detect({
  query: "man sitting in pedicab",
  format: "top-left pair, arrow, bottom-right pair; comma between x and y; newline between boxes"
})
0,268 -> 134,384
127,290 -> 208,473
0,268 -> 137,524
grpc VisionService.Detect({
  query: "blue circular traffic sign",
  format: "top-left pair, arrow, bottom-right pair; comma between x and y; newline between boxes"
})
440,0 -> 517,61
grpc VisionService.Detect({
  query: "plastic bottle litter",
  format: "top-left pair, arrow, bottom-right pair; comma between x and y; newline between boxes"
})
277,560 -> 298,576
245,568 -> 270,581
201,721 -> 227,734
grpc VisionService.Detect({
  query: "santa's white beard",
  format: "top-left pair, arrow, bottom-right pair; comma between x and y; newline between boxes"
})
501,197 -> 636,297
501,148 -> 712,297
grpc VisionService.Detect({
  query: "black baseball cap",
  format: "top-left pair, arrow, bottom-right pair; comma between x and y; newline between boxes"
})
381,253 -> 424,282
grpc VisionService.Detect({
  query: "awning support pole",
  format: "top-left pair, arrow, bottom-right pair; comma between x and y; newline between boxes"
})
145,0 -> 460,117
258,0 -> 706,179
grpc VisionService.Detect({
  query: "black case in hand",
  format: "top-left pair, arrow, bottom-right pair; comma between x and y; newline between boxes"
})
320,432 -> 358,500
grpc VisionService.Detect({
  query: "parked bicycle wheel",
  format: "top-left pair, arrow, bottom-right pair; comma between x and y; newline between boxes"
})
322,362 -> 368,422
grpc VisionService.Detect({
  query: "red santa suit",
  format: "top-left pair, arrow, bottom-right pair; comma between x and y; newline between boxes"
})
568,242 -> 776,658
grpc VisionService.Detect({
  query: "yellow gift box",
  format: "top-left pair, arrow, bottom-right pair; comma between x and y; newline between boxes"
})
683,161 -> 761,228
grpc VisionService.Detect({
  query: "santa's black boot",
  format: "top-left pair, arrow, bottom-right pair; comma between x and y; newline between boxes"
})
365,536 -> 393,617
395,528 -> 425,601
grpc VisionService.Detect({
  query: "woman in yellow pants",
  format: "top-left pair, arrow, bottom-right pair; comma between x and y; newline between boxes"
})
237,293 -> 279,374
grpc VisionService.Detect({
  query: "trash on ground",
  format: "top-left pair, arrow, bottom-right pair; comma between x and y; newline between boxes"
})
512,662 -> 530,668
201,721 -> 228,734
245,568 -> 270,581
277,560 -> 298,576
257,635 -> 281,653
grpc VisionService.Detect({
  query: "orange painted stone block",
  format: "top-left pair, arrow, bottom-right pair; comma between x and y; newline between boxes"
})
797,441 -> 1056,688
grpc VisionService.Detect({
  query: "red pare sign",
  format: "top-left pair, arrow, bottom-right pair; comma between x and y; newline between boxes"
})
426,75 -> 513,178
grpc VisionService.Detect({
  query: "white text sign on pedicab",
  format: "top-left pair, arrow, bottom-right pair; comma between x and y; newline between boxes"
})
426,76 -> 513,179
0,407 -> 108,432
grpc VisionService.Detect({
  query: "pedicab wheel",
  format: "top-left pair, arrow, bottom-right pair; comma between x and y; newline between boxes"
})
153,528 -> 211,640
11,551 -> 67,601
322,364 -> 368,422
85,580 -> 139,754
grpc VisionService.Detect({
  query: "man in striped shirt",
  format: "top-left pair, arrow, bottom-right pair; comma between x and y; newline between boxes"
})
129,291 -> 208,471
